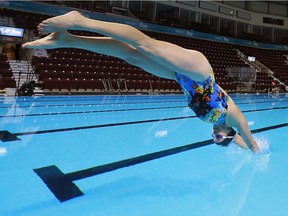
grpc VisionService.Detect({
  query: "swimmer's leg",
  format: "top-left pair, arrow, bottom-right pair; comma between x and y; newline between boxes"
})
22,31 -> 176,80
37,11 -> 211,81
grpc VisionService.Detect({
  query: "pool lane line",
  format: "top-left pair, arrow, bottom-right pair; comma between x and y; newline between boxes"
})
1,102 -> 288,119
1,105 -> 288,142
0,95 -> 288,109
0,105 -> 186,118
0,97 -> 185,107
1,97 -> 288,109
33,122 -> 288,202
0,93 -> 276,104
0,95 -> 184,103
242,105 -> 288,113
0,99 -> 186,109
237,99 -> 288,105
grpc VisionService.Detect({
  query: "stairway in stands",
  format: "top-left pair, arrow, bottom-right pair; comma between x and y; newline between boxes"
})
8,60 -> 43,95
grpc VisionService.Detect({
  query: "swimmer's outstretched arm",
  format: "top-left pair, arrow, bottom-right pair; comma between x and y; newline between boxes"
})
233,134 -> 249,149
225,100 -> 260,153
35,11 -> 212,81
216,85 -> 260,152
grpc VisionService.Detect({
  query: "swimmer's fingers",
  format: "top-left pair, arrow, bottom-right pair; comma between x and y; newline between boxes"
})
252,137 -> 271,156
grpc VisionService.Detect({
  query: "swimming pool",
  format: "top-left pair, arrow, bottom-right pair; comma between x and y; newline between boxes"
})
0,93 -> 287,216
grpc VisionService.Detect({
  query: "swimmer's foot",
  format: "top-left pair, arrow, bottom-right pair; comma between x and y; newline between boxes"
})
22,31 -> 72,49
38,10 -> 84,34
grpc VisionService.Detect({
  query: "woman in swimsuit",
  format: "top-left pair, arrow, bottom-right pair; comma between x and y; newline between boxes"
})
22,11 -> 260,153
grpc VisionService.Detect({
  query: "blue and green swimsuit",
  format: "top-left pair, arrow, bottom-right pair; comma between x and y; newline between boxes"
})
176,72 -> 228,125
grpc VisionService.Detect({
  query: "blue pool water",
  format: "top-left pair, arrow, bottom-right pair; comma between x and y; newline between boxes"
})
0,93 -> 287,216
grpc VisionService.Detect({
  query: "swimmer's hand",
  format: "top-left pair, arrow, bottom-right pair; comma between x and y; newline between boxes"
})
252,137 -> 271,156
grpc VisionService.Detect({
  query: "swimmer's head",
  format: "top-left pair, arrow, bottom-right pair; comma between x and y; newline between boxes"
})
212,124 -> 236,147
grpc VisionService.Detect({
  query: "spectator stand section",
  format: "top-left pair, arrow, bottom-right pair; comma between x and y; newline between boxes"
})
0,53 -> 16,91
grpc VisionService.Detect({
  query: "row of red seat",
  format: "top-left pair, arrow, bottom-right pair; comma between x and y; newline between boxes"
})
41,77 -> 181,92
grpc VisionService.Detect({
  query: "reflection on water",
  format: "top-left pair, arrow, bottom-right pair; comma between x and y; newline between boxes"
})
0,147 -> 7,157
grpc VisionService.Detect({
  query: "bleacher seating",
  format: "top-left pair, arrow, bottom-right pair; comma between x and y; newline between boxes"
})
0,8 -> 51,29
29,29 -> 248,93
237,46 -> 288,91
0,54 -> 16,89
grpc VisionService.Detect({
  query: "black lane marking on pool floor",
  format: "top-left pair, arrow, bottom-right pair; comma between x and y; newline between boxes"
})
1,116 -> 194,142
0,130 -> 21,142
33,122 -> 288,202
1,106 -> 288,142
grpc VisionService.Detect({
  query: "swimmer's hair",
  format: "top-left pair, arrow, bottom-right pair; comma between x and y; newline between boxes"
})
227,127 -> 236,136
